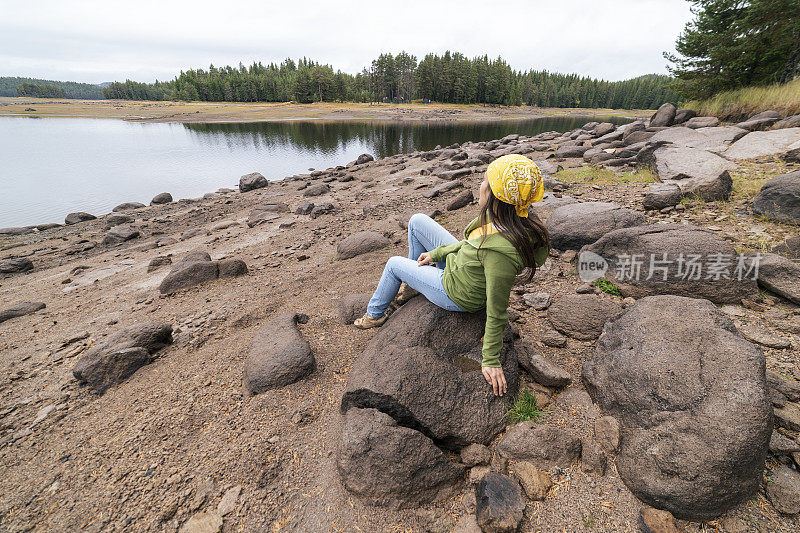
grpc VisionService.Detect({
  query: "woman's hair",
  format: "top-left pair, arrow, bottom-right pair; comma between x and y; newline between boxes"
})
478,190 -> 550,282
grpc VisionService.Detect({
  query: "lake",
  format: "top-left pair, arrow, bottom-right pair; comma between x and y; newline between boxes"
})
0,115 -> 631,228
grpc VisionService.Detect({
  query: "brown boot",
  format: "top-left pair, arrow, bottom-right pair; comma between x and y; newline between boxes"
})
354,312 -> 387,329
395,283 -> 420,304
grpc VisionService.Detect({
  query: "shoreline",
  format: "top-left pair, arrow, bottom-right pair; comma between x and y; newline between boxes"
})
0,97 -> 652,124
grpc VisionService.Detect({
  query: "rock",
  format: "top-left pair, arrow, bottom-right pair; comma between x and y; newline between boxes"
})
639,508 -> 680,533
751,171 -> 800,225
337,293 -> 372,324
0,302 -> 46,324
684,116 -> 720,129
556,144 -> 591,158
159,258 -> 219,295
341,297 -> 519,448
243,312 -> 314,394
648,146 -> 736,200
673,109 -> 696,124
523,291 -> 550,310
0,226 -> 35,236
753,253 -> 800,304
179,512 -> 223,533
423,179 -> 463,198
105,214 -> 134,227
247,203 -> 290,227
336,231 -> 390,260
355,153 -> 374,165
178,251 -> 212,264
147,256 -> 172,273
581,439 -> 607,475
452,514 -> 481,533
497,422 -> 582,468
782,146 -> 800,162
511,462 -> 552,500
725,128 -> 800,159
64,212 -> 96,225
112,202 -> 145,211
469,466 -> 492,485
583,295 -> 772,520
773,114 -> 800,129
548,295 -> 622,341
102,225 -> 139,245
294,201 -> 314,215
310,202 -> 334,218
217,259 -> 248,278
594,416 -> 620,454
767,371 -> 800,401
475,473 -> 525,533
337,407 -> 464,509
650,103 -> 677,127
239,172 -> 268,192
461,443 -> 491,467
528,193 -> 578,222
73,323 -> 173,394
447,190 -> 474,211
217,485 -> 241,516
181,228 -> 203,240
150,192 -> 172,205
303,183 -> 330,197
546,202 -> 647,250
516,339 -> 571,388
581,224 -> 760,304
774,402 -> 800,431
649,126 -> 748,153
770,431 -> 800,454
737,323 -> 791,349
771,236 -> 800,260
0,257 -> 33,274
642,183 -> 682,210
540,328 -> 567,347
765,465 -> 800,515
736,111 -> 782,131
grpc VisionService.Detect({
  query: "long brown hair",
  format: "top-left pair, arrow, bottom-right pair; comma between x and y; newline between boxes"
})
478,192 -> 550,282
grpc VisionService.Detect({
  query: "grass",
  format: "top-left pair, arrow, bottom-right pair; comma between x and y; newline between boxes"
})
684,78 -> 800,121
505,389 -> 545,424
553,167 -> 656,185
594,278 -> 622,296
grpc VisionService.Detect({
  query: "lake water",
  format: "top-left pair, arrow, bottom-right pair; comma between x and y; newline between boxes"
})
0,115 -> 630,228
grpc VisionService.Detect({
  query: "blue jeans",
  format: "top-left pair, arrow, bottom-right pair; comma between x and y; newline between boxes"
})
366,213 -> 467,318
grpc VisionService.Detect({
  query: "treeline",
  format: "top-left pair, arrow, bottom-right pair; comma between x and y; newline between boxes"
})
17,83 -> 65,98
0,77 -> 104,99
103,52 -> 677,109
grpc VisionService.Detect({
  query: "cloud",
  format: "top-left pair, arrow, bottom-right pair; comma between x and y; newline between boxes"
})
0,0 -> 693,83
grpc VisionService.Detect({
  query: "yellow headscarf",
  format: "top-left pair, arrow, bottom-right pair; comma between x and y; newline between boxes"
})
486,154 -> 544,217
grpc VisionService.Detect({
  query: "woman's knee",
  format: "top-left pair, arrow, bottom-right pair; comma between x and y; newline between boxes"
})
408,213 -> 430,231
385,255 -> 406,272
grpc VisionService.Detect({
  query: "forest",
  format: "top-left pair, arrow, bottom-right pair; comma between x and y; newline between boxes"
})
102,52 -> 677,109
0,77 -> 104,99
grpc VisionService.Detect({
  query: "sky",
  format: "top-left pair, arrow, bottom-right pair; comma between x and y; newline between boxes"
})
0,0 -> 694,85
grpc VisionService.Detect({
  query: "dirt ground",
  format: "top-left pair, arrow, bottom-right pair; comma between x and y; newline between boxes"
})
0,97 -> 650,124
0,136 -> 798,532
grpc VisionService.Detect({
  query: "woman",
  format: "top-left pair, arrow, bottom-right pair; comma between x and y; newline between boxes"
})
354,154 -> 550,397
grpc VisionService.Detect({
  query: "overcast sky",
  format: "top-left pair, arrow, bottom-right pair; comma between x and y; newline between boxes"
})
0,0 -> 693,84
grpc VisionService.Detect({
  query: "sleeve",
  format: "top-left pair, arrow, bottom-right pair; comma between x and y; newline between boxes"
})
428,241 -> 464,263
480,250 -> 517,368
534,243 -> 550,267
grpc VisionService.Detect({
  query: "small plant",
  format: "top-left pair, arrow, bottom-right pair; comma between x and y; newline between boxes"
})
582,514 -> 596,528
594,278 -> 622,296
505,389 -> 544,424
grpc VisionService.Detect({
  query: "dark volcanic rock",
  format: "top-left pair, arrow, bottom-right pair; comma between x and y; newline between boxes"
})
765,465 -> 800,515
548,295 -> 622,341
217,259 -> 248,278
337,407 -> 464,509
105,214 -> 134,227
239,172 -> 268,192
475,473 -> 525,533
341,297 -> 519,448
751,171 -> 800,225
583,295 -> 772,520
516,339 -> 571,388
338,293 -> 372,325
295,201 -> 314,215
303,183 -> 330,197
65,212 -> 96,225
546,202 -> 647,250
336,231 -> 390,260
150,192 -> 172,205
0,257 -> 33,274
159,257 -> 219,295
243,312 -> 314,394
147,255 -> 172,273
649,103 -> 677,127
103,225 -> 140,245
497,422 -> 582,468
447,190 -> 474,211
355,153 -> 374,165
0,302 -> 46,324
112,202 -> 145,212
581,224 -> 760,304
73,322 -> 172,393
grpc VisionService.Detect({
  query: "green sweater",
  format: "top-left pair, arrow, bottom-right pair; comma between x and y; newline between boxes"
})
428,217 -> 549,368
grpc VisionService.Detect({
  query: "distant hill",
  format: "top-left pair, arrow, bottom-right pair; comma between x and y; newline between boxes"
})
0,77 -> 104,99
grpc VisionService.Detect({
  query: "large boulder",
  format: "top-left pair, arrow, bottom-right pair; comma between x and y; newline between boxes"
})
649,103 -> 677,127
672,108 -> 696,124
337,293 -> 372,325
648,146 -> 736,200
159,257 -> 219,295
547,294 -> 622,341
243,312 -> 314,394
529,193 -> 578,222
303,183 -> 330,197
751,171 -> 800,224
336,231 -> 390,260
546,202 -> 647,250
765,465 -> 800,515
556,144 -> 591,158
112,202 -> 145,212
583,296 -> 772,520
773,114 -> 800,130
150,192 -> 172,205
0,302 -> 46,324
65,212 -> 96,225
73,323 -> 173,393
0,257 -> 33,274
724,128 -> 800,159
755,253 -> 800,305
102,225 -> 140,245
735,110 -> 782,131
684,116 -> 720,129
580,224 -> 760,304
239,172 -> 268,192
341,297 -> 519,448
648,126 -> 747,153
337,407 -> 463,509
355,153 -> 374,165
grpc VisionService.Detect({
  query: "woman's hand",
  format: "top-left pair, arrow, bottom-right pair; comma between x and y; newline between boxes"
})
417,252 -> 434,266
482,366 -> 507,397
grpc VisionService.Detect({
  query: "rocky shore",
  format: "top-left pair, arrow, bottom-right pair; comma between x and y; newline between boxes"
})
1,104 -> 800,532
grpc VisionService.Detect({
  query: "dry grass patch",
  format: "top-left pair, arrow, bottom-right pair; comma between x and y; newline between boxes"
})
685,78 -> 800,120
553,166 -> 656,185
